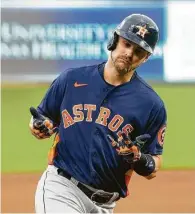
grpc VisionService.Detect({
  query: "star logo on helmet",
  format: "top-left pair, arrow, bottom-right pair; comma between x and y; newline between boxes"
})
135,25 -> 149,38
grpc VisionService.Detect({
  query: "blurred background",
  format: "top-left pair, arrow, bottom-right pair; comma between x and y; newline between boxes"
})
2,0 -> 195,172
1,0 -> 195,212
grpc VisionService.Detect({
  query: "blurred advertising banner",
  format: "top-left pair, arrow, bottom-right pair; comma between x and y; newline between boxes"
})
1,2 -> 166,83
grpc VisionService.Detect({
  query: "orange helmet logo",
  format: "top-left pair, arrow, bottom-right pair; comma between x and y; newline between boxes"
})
135,25 -> 149,38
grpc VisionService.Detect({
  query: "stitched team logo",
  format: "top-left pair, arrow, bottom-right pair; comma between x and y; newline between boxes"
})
130,24 -> 149,39
135,25 -> 149,38
158,125 -> 166,146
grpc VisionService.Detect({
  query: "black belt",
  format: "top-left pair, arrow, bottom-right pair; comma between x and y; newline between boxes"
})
57,168 -> 120,204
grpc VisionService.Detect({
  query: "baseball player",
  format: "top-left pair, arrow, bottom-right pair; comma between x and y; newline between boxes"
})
29,14 -> 167,213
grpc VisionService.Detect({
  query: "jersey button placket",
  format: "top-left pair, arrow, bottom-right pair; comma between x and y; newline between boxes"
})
91,152 -> 98,180
91,170 -> 96,179
103,99 -> 107,103
101,87 -> 112,106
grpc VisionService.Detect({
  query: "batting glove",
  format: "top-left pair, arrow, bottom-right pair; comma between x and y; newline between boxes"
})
107,133 -> 151,163
29,107 -> 57,139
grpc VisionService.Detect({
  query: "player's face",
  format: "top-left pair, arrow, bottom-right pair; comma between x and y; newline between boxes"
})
111,37 -> 149,75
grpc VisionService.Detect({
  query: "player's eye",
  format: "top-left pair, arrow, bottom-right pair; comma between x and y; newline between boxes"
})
122,39 -> 131,48
135,49 -> 141,55
135,48 -> 146,58
124,42 -> 131,48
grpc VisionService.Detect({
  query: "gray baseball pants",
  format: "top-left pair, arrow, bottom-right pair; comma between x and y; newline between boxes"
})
35,165 -> 116,213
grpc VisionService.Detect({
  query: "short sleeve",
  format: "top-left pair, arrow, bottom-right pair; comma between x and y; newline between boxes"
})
37,69 -> 70,125
141,105 -> 167,155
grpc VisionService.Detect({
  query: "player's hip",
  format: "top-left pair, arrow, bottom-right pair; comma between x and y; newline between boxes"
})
35,165 -> 116,213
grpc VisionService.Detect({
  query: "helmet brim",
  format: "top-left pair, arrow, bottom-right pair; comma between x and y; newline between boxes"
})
115,29 -> 153,54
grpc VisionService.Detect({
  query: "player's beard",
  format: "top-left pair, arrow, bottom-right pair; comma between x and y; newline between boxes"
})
111,53 -> 135,76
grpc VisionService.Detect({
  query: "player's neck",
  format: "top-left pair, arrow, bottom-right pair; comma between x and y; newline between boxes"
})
104,60 -> 135,86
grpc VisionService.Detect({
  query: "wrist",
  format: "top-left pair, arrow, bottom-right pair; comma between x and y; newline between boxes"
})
133,153 -> 156,176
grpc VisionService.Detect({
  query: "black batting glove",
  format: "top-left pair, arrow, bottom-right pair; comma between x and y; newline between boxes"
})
29,107 -> 57,139
107,133 -> 151,163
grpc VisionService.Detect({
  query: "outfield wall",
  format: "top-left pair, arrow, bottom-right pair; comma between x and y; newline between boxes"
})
2,1 -> 195,83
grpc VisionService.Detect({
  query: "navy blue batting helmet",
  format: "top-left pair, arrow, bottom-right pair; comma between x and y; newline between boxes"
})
107,14 -> 159,53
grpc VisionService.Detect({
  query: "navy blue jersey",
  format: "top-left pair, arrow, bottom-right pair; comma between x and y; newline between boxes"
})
37,62 -> 167,197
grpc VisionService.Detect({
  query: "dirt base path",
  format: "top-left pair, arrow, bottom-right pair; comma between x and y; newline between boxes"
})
2,170 -> 195,213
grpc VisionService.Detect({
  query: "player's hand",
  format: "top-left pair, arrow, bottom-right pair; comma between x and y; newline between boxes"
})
107,133 -> 151,163
29,107 -> 56,139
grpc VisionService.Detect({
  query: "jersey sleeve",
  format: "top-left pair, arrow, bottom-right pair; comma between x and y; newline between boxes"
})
37,69 -> 70,125
141,105 -> 167,155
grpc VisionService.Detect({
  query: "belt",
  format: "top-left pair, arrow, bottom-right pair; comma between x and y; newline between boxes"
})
57,168 -> 120,204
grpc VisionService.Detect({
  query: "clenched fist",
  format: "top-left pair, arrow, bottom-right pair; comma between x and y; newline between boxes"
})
29,107 -> 57,139
107,133 -> 151,163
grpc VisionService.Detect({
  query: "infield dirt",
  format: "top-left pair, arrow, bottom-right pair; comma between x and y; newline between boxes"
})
2,170 -> 195,213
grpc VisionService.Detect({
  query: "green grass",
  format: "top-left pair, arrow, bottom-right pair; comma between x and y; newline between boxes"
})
1,85 -> 53,173
1,84 -> 195,172
154,85 -> 195,169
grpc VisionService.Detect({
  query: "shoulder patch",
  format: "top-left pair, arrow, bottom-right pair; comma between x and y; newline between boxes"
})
158,125 -> 166,146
